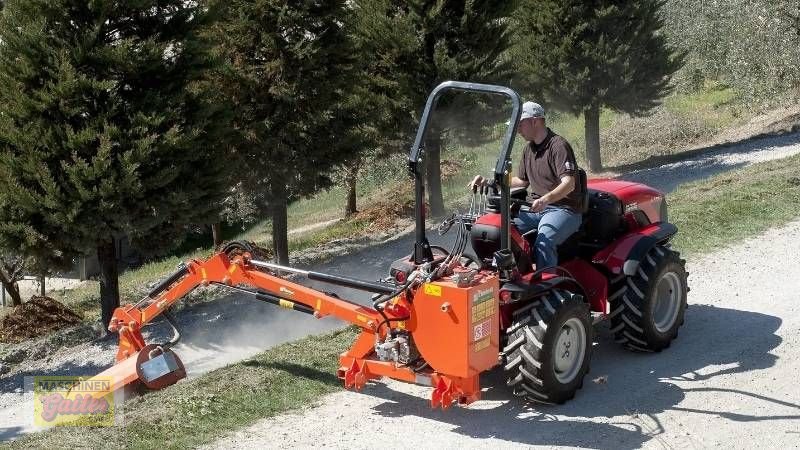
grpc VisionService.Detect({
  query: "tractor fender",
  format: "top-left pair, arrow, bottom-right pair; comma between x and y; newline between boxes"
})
501,274 -> 584,303
498,274 -> 585,331
592,222 -> 677,276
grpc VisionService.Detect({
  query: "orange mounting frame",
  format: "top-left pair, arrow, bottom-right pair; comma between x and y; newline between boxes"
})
104,250 -> 488,409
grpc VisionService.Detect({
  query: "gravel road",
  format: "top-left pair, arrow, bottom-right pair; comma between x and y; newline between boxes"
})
1,131 -> 800,442
618,131 -> 800,191
206,218 -> 800,449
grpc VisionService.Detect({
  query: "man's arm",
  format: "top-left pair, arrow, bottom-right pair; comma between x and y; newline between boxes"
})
531,175 -> 575,212
511,176 -> 529,189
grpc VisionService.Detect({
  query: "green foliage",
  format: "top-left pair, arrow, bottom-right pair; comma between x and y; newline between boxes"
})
204,0 -> 355,202
354,0 -> 518,214
202,0 -> 357,261
662,0 -> 800,100
513,0 -> 683,170
514,0 -> 683,116
670,153 -> 800,255
0,0 -> 229,260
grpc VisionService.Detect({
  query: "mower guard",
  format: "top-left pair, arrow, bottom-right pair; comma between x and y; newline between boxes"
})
79,344 -> 187,400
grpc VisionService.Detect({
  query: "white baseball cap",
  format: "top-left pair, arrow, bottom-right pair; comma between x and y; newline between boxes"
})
520,101 -> 545,120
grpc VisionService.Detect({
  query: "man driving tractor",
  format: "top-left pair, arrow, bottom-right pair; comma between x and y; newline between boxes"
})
470,101 -> 582,272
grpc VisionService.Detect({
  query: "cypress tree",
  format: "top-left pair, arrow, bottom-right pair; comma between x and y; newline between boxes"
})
203,0 -> 356,264
355,0 -> 516,217
0,0 -> 229,327
340,4 -> 415,217
514,1 -> 683,171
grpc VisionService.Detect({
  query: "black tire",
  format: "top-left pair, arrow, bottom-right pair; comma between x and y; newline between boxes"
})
503,289 -> 592,404
220,240 -> 255,255
609,244 -> 688,352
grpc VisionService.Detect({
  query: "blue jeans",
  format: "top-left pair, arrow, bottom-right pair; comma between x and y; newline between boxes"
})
514,206 -> 582,270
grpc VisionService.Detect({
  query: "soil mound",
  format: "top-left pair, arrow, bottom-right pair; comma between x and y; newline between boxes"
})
0,296 -> 81,343
355,198 -> 417,229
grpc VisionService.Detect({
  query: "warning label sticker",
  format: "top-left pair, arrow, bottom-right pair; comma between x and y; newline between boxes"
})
424,284 -> 442,297
471,291 -> 495,323
473,337 -> 490,352
472,288 -> 494,305
473,319 -> 491,342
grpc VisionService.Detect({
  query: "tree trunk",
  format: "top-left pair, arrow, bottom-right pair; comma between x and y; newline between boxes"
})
39,275 -> 45,297
211,222 -> 223,248
344,158 -> 360,217
0,279 -> 21,306
584,106 -> 602,172
97,238 -> 120,331
425,131 -> 446,217
0,259 -> 23,306
270,185 -> 289,265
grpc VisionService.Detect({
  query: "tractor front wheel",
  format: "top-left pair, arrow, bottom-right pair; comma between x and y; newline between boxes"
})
503,289 -> 592,404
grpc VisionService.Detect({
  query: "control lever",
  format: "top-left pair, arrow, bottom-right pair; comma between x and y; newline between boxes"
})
481,184 -> 487,214
469,184 -> 478,216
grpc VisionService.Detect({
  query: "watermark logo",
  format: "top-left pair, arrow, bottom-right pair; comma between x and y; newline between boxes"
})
32,376 -> 116,427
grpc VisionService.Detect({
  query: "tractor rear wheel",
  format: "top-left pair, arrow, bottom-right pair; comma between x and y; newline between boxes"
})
503,289 -> 592,404
609,244 -> 688,352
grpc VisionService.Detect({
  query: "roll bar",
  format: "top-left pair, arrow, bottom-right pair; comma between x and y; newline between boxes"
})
407,81 -> 522,264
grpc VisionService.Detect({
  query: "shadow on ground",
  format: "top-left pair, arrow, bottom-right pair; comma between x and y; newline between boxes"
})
0,349 -> 113,396
272,304 -> 787,449
0,426 -> 24,442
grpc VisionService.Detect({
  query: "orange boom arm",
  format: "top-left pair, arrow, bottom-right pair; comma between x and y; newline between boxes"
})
107,251 -> 385,362
88,241 -> 498,409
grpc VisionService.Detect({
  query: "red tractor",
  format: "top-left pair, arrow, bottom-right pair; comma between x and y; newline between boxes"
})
84,81 -> 687,407
393,81 -> 688,403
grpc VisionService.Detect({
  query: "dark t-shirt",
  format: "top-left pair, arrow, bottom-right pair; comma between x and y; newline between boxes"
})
516,128 -> 582,211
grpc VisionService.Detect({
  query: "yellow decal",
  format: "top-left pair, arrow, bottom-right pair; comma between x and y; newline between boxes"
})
278,299 -> 294,309
279,287 -> 295,296
228,264 -> 238,274
471,301 -> 495,322
395,321 -> 406,330
473,337 -> 490,352
316,299 -> 322,311
424,284 -> 442,297
356,315 -> 368,323
201,268 -> 207,280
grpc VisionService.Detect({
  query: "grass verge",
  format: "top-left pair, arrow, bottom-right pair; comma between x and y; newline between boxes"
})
669,153 -> 800,255
7,153 -> 800,449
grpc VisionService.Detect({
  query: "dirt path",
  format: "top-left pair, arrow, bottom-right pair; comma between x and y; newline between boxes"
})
205,219 -> 800,449
288,218 -> 341,236
617,131 -> 800,191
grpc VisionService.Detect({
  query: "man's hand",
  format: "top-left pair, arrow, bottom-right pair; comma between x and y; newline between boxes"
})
531,197 -> 548,212
468,175 -> 487,190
